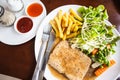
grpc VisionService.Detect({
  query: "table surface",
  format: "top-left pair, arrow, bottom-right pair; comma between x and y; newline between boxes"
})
0,0 -> 120,80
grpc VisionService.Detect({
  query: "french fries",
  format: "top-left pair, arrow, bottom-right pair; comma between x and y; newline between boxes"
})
50,8 -> 83,40
69,8 -> 83,21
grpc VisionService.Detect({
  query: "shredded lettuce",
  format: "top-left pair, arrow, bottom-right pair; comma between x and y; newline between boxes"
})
69,5 -> 120,67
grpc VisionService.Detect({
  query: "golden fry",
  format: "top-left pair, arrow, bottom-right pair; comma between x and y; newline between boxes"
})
66,18 -> 73,35
50,8 -> 83,40
63,31 -> 67,40
71,24 -> 76,32
78,25 -> 82,28
69,8 -> 83,21
69,15 -> 76,23
62,16 -> 67,27
62,27 -> 66,33
50,20 -> 59,37
64,13 -> 69,27
62,13 -> 69,27
54,17 -> 63,38
66,31 -> 80,39
57,10 -> 63,25
75,20 -> 82,25
73,26 -> 79,32
69,14 -> 82,26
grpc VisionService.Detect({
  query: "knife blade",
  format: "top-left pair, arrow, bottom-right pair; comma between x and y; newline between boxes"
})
32,26 -> 52,80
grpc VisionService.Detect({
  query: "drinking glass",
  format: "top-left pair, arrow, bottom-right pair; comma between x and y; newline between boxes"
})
6,0 -> 24,12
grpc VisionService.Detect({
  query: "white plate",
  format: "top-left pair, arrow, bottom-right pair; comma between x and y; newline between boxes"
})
35,5 -> 120,80
0,0 -> 46,45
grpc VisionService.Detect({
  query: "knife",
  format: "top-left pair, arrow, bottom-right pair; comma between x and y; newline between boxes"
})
32,26 -> 53,80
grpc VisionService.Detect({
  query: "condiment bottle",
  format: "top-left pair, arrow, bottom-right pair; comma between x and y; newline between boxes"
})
0,5 -> 16,26
6,0 -> 24,12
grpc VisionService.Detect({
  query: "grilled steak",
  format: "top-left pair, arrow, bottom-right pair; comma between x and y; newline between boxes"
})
48,40 -> 91,80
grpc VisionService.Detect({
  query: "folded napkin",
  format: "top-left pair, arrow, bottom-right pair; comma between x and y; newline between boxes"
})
0,74 -> 21,80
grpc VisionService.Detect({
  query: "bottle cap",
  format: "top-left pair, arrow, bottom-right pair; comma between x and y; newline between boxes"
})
0,5 -> 4,17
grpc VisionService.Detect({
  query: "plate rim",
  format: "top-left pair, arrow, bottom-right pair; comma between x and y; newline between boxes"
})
34,4 -> 120,80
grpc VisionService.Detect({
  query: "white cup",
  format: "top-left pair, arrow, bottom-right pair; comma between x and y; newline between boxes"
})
6,0 -> 24,12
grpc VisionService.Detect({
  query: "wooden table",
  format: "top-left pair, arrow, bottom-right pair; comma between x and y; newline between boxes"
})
0,0 -> 120,80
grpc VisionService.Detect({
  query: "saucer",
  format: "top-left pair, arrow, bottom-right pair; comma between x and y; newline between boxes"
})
0,0 -> 46,45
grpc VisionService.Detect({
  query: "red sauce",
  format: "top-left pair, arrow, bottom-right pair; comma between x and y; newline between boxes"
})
27,3 -> 43,17
17,17 -> 33,33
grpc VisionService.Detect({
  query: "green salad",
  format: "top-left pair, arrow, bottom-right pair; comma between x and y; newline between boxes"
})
69,5 -> 120,68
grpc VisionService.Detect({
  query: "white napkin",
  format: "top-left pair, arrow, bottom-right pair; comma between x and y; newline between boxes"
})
0,74 -> 21,80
